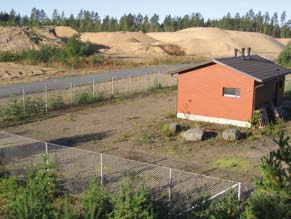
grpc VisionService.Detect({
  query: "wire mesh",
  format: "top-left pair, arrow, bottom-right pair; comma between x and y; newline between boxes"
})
0,131 -> 239,216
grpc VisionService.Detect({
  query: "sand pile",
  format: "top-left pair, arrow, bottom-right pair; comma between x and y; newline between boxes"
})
276,38 -> 291,46
55,26 -> 78,38
80,31 -> 163,55
0,26 -> 63,52
148,27 -> 285,59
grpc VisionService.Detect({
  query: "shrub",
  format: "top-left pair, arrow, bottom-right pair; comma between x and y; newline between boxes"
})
5,156 -> 57,219
278,42 -> 291,67
73,92 -> 93,105
49,95 -> 65,111
91,55 -> 105,65
0,178 -> 18,217
243,132 -> 290,219
139,133 -> 154,144
0,51 -> 20,62
261,118 -> 284,137
25,96 -> 46,114
3,98 -> 25,121
249,111 -> 261,127
81,179 -> 112,219
110,181 -> 155,219
53,197 -> 79,219
161,123 -> 174,137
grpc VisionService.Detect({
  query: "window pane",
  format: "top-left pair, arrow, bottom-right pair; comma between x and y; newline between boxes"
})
223,87 -> 240,97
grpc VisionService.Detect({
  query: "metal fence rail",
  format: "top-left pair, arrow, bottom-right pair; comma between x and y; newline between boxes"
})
0,131 -> 240,216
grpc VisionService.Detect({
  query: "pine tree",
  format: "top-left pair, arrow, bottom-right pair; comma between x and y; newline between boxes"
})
244,132 -> 291,219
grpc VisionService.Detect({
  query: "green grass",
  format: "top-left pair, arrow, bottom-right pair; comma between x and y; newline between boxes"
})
213,157 -> 250,169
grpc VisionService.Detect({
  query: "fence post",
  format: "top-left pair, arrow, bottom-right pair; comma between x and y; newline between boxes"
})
92,79 -> 95,102
70,83 -> 73,106
238,182 -> 241,201
157,72 -> 160,89
168,168 -> 172,217
45,86 -> 48,113
129,75 -> 132,93
144,72 -> 147,91
22,88 -> 26,115
45,142 -> 49,165
111,77 -> 114,96
100,153 -> 103,185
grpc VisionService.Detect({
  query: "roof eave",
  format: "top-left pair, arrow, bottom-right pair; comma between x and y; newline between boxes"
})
170,61 -> 214,76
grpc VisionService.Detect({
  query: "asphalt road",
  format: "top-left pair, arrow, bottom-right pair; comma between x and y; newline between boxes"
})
0,64 -> 191,97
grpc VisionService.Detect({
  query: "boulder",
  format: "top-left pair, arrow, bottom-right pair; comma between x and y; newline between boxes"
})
183,128 -> 204,141
222,128 -> 241,141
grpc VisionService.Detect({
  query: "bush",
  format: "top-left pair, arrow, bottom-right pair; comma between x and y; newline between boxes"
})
3,98 -> 25,121
110,181 -> 156,219
243,132 -> 290,219
52,197 -> 79,219
91,55 -> 105,65
49,95 -> 65,110
73,92 -> 93,106
0,178 -> 18,217
249,111 -> 261,127
0,51 -> 20,62
261,118 -> 284,137
25,96 -> 46,114
278,42 -> 291,67
161,123 -> 174,137
81,179 -> 112,219
5,156 -> 57,219
139,133 -> 154,144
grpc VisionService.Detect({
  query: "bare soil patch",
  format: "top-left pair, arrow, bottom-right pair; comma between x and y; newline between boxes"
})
3,89 -> 284,185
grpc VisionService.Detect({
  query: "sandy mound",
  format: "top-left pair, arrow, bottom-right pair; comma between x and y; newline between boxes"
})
55,26 -> 78,38
0,26 -> 63,52
276,38 -> 291,46
148,27 -> 285,59
81,31 -> 161,55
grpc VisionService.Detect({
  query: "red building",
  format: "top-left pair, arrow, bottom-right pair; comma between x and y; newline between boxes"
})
171,48 -> 290,127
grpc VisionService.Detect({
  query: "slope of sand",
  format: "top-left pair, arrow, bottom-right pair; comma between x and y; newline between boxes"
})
0,26 -> 63,52
148,27 -> 285,59
276,38 -> 291,46
80,31 -> 165,55
55,26 -> 78,38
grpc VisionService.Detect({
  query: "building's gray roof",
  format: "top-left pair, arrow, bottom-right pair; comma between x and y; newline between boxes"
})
171,55 -> 291,82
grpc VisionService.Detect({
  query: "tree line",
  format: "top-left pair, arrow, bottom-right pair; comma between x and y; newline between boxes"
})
0,8 -> 290,38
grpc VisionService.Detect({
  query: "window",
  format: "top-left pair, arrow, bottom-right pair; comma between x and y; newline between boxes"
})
223,87 -> 240,98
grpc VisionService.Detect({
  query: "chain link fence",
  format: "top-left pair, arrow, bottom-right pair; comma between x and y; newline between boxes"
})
0,72 -> 177,120
0,131 -> 240,217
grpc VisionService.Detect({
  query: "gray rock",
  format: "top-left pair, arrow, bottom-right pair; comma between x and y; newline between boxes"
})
183,128 -> 205,141
222,128 -> 241,141
168,123 -> 179,135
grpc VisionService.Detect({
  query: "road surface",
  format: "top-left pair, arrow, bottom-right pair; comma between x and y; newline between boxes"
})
0,64 -> 190,97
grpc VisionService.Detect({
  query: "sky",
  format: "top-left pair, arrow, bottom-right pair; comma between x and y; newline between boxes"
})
0,0 -> 290,20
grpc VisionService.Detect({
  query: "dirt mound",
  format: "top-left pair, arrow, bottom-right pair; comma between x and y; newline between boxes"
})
81,31 -> 160,55
0,26 -> 63,52
148,27 -> 285,59
55,26 -> 78,38
276,38 -> 291,46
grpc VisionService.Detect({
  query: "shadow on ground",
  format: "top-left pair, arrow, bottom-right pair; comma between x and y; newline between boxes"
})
49,131 -> 113,147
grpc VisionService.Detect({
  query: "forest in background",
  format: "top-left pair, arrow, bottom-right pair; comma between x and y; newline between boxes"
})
0,8 -> 290,38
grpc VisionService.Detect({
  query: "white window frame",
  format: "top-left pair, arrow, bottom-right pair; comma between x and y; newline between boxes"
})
223,87 -> 240,98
